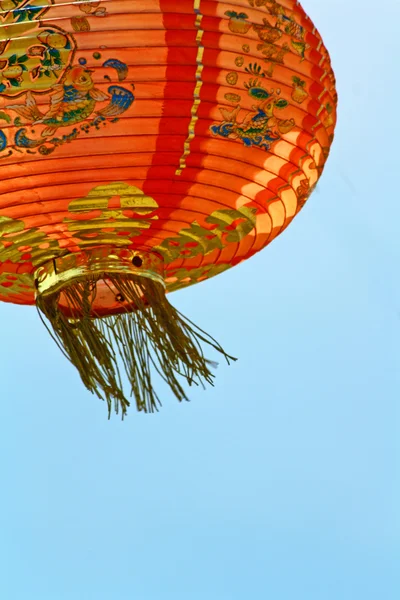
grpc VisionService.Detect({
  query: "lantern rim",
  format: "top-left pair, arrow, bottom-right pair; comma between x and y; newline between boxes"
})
34,248 -> 165,319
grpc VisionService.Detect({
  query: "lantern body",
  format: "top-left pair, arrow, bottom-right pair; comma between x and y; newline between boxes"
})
0,0 -> 337,414
0,0 -> 336,304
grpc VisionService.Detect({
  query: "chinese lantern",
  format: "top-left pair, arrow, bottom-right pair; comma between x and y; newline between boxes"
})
0,0 -> 337,416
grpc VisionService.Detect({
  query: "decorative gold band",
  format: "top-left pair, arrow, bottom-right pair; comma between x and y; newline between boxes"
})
175,0 -> 204,175
34,248 -> 165,297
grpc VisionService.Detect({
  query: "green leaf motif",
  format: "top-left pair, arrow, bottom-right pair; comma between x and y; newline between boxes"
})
0,112 -> 11,124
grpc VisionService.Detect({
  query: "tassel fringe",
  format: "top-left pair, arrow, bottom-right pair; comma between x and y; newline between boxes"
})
36,273 -> 235,418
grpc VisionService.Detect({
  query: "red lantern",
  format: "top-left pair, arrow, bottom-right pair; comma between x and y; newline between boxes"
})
0,0 -> 337,416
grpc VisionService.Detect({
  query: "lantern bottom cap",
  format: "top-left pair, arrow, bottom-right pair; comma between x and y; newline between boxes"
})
34,247 -> 235,417
34,247 -> 165,319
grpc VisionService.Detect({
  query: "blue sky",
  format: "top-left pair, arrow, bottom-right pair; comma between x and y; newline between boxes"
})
1,1 -> 399,598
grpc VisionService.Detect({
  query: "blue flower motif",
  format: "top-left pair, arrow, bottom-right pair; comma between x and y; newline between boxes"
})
0,130 -> 7,151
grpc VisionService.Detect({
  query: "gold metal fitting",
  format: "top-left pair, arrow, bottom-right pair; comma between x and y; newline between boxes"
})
34,247 -> 165,298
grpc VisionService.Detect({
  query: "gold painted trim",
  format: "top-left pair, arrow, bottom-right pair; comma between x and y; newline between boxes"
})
176,0 -> 204,176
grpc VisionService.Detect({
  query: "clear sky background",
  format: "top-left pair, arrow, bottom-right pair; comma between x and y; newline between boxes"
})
1,1 -> 399,598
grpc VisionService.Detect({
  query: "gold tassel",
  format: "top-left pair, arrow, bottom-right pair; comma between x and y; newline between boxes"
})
36,273 -> 235,418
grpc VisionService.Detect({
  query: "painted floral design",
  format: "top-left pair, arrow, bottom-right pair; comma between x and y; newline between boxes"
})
0,0 -> 134,157
211,0 -> 311,149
